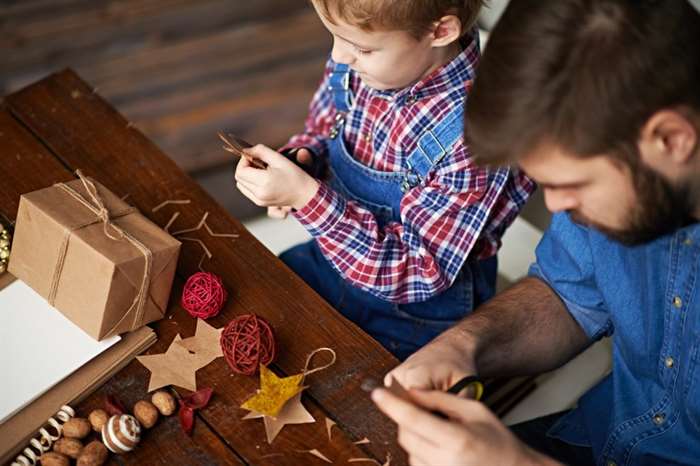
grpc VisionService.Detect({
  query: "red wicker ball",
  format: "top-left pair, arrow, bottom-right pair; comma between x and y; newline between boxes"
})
220,314 -> 276,375
181,272 -> 227,319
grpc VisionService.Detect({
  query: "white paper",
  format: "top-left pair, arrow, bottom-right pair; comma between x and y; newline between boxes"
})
0,280 -> 120,423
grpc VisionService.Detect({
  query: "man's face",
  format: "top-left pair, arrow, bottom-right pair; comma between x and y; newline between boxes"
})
520,143 -> 694,245
315,10 -> 443,91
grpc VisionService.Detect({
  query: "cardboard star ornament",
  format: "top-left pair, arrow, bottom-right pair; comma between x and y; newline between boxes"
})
242,393 -> 315,443
137,334 -> 207,392
241,348 -> 336,443
177,318 -> 224,367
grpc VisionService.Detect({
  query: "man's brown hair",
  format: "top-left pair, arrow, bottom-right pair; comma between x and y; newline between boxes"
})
466,0 -> 700,166
310,0 -> 484,39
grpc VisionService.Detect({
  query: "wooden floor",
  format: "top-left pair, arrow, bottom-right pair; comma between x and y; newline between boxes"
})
1,0 -> 330,219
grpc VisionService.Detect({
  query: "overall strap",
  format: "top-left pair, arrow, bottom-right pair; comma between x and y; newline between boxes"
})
402,104 -> 464,191
328,62 -> 353,113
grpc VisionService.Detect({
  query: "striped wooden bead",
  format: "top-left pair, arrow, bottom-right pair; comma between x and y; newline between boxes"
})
101,414 -> 141,454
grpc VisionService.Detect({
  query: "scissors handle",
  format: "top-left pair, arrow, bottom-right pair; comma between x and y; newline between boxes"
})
447,375 -> 484,401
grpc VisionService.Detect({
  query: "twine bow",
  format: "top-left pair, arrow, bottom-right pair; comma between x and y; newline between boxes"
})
49,170 -> 153,337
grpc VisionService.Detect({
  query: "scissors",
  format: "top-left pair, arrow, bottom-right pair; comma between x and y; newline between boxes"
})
364,374 -> 485,419
218,132 -> 267,169
218,131 -> 319,176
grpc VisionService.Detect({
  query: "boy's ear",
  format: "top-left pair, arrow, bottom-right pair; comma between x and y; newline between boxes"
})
429,15 -> 462,47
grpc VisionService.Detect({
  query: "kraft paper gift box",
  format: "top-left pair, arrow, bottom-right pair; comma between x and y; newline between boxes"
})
8,173 -> 180,340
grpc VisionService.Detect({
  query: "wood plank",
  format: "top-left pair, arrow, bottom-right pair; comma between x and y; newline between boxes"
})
4,70 -> 405,464
0,109 -> 246,466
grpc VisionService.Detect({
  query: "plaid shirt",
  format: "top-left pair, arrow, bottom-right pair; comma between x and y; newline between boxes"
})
283,31 -> 535,303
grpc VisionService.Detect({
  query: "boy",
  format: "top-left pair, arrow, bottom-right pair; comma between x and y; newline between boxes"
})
235,0 -> 534,360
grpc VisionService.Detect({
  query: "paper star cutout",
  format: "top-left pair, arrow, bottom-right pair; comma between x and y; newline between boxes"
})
243,393 -> 315,443
137,335 -> 204,392
177,319 -> 224,367
241,365 -> 304,417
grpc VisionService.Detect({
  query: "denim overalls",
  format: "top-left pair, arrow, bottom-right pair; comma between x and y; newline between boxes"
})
281,63 -> 498,360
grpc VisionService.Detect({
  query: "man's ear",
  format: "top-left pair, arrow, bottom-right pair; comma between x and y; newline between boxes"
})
638,109 -> 698,176
429,15 -> 462,47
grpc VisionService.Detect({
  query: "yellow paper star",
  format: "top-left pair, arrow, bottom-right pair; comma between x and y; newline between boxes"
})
241,365 -> 304,417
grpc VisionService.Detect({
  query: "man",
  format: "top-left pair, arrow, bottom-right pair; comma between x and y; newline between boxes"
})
371,0 -> 700,465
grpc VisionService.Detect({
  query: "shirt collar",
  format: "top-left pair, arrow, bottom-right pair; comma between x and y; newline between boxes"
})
371,26 -> 480,104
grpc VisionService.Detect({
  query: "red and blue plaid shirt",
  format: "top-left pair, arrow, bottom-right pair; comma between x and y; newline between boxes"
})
283,32 -> 535,303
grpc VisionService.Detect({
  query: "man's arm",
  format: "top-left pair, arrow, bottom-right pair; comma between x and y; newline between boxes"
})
388,276 -> 590,389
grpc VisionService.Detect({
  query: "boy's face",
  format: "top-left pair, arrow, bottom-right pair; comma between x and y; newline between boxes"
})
315,10 -> 448,91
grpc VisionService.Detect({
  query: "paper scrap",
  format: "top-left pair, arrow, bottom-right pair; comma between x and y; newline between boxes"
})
325,418 -> 336,441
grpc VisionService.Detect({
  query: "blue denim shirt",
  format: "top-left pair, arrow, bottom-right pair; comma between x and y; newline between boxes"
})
529,213 -> 700,465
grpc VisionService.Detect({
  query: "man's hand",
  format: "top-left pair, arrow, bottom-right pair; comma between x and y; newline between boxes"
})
372,389 -> 559,466
263,148 -> 315,219
235,145 -> 319,210
385,330 -> 478,392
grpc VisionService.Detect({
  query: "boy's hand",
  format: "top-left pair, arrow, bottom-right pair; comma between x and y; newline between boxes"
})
235,144 -> 319,210
264,148 -> 315,219
372,389 -> 558,466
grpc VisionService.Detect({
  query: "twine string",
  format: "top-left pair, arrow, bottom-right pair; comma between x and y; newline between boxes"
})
51,170 -> 153,334
301,348 -> 337,383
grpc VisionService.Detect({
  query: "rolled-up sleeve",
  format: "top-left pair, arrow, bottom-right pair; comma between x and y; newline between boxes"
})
528,213 -> 614,341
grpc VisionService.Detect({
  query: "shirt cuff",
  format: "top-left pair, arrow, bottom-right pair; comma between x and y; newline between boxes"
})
528,263 -> 614,341
293,183 -> 346,237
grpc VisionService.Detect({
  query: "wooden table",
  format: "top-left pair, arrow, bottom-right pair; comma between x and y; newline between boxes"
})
1,70 -> 404,465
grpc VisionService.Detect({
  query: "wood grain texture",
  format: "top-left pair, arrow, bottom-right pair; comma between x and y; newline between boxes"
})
2,70 -> 405,464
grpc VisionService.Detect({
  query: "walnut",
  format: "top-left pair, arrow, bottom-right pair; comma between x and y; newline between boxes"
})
63,417 -> 91,439
151,390 -> 176,416
88,409 -> 109,432
39,451 -> 69,466
77,440 -> 109,466
133,400 -> 159,428
53,437 -> 83,459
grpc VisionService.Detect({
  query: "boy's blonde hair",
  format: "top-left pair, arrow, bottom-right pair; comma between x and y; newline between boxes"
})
311,0 -> 484,39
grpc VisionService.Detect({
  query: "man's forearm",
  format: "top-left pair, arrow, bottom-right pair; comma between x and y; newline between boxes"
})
435,277 -> 590,378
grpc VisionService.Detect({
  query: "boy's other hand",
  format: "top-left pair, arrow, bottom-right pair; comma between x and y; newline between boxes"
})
267,206 -> 293,219
235,144 -> 319,210
294,147 -> 314,167
265,148 -> 316,219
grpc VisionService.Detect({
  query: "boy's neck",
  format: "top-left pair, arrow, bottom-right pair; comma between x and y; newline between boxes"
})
414,41 -> 463,87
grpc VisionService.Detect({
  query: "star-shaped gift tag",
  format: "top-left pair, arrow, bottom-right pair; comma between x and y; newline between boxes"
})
241,365 -> 304,417
177,318 -> 224,367
137,334 -> 206,392
241,349 -> 336,444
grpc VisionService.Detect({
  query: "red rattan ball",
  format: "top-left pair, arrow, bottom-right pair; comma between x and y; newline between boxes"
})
181,272 -> 227,319
220,314 -> 276,375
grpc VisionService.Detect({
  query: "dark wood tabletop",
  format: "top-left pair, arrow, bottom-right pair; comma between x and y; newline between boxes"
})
0,70 -> 404,465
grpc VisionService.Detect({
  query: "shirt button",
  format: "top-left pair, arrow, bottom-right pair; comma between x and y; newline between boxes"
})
684,237 -> 693,246
673,296 -> 683,308
665,357 -> 674,368
607,461 -> 617,466
364,134 -> 371,142
653,413 -> 666,425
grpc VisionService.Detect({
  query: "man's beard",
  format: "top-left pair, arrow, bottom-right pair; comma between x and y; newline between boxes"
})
570,163 -> 694,246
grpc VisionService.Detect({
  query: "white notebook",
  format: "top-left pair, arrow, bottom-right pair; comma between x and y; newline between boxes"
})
0,280 -> 120,423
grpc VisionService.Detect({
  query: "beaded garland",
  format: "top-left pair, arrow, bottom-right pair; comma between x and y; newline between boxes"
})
181,271 -> 227,319
220,314 -> 276,376
0,222 -> 11,274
